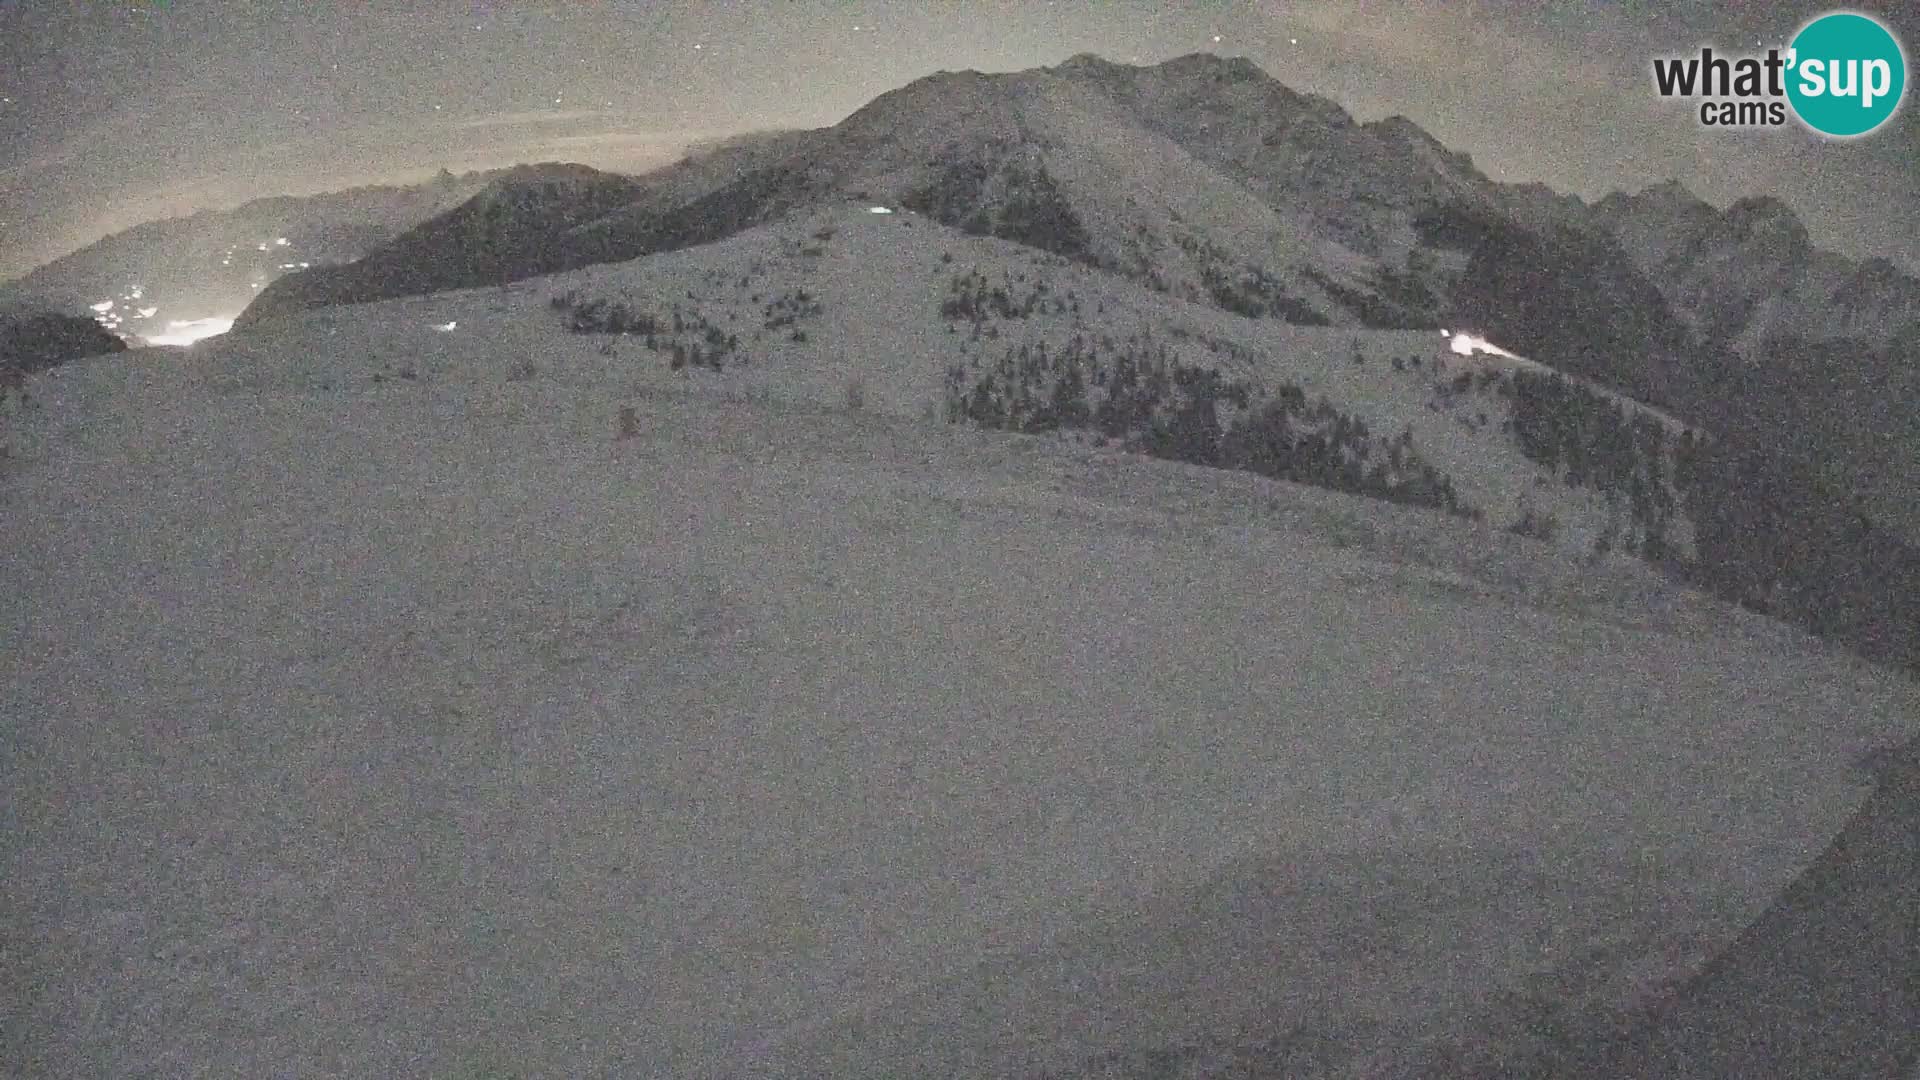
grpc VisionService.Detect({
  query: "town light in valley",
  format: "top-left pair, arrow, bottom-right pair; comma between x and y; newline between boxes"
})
143,316 -> 235,346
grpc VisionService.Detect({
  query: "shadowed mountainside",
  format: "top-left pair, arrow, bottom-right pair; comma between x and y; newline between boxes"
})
1,306 -> 127,376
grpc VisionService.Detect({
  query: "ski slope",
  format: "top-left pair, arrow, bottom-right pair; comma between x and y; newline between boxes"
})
4,263 -> 1917,1077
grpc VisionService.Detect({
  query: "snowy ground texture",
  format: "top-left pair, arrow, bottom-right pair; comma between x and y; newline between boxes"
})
5,266 -> 1919,1077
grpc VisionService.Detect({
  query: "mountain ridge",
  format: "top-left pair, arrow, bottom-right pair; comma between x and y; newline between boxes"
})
220,53 -> 1920,659
230,53 -> 1920,372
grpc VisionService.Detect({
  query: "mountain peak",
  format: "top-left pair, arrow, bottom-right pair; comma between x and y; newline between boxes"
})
1725,193 -> 1799,224
1058,52 -> 1122,71
1364,115 -> 1457,158
1591,180 -> 1712,229
1155,52 -> 1269,81
1645,178 -> 1702,203
1052,51 -> 1270,84
1600,179 -> 1705,212
1724,194 -> 1810,250
480,162 -> 622,189
1362,114 -> 1479,181
1366,115 -> 1433,141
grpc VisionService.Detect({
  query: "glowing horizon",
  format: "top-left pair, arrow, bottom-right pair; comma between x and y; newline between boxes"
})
142,316 -> 235,347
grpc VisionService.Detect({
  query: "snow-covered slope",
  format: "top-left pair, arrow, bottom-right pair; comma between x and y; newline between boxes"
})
198,206 -> 1700,564
221,56 -> 1920,567
572,205 -> 1699,560
203,58 -> 1916,575
6,212 -> 1916,1076
215,56 -> 1777,490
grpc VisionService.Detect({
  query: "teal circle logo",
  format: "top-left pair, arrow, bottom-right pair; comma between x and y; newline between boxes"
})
1786,11 -> 1907,137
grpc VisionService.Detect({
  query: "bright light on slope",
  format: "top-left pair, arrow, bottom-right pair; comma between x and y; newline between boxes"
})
433,321 -> 457,332
1446,330 -> 1520,360
143,317 -> 235,347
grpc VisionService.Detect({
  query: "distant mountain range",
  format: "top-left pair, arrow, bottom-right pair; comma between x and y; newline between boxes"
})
16,52 -> 1920,669
0,168 -> 517,342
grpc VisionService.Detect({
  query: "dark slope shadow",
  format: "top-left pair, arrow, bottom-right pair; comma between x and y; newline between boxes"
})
741,738 -> 1917,1079
740,829 -> 1759,1079
1538,735 -> 1920,1080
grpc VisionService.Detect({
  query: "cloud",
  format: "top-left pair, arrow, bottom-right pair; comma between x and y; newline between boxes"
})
1270,0 -> 1636,108
540,129 -> 726,150
0,110 -> 716,278
0,104 -> 157,190
449,108 -> 626,131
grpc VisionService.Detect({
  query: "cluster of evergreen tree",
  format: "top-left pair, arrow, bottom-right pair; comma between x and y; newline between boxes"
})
556,296 -> 661,337
943,332 -> 1475,519
1436,367 -> 1506,399
1367,249 -> 1443,322
899,157 -> 996,228
1676,434 -> 1920,671
1220,397 -> 1473,516
762,288 -> 822,329
993,162 -> 1095,262
1169,234 -> 1329,324
940,334 -> 1106,434
1300,266 -> 1436,330
547,291 -> 736,371
1488,353 -> 1920,673
900,154 -> 1094,263
938,269 -> 1079,324
1501,368 -> 1682,560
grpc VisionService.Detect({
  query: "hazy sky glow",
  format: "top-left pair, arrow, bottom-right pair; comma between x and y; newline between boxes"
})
3,0 -> 1917,279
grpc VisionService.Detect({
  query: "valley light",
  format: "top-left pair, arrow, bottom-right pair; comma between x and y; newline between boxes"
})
144,316 -> 235,347
868,206 -> 893,214
90,300 -> 114,312
433,321 -> 458,332
137,307 -> 158,318
275,237 -> 289,246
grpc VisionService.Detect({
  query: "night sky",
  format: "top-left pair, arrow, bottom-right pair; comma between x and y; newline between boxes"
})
3,1 -> 1917,280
